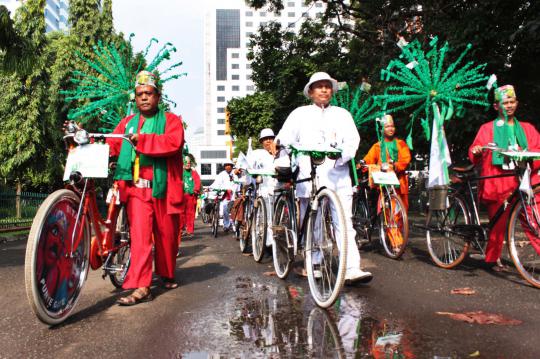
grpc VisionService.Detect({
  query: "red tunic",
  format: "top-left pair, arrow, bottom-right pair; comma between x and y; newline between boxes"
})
468,120 -> 540,203
108,112 -> 185,214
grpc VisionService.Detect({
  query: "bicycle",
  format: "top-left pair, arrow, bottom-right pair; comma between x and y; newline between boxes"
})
24,126 -> 133,325
424,145 -> 540,288
248,169 -> 276,262
272,144 -> 348,308
352,161 -> 409,259
209,188 -> 227,238
233,182 -> 255,253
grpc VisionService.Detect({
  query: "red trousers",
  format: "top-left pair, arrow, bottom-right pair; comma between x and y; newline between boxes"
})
123,186 -> 179,289
179,193 -> 197,234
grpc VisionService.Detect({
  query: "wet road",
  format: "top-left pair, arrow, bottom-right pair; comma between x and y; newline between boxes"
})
1,218 -> 539,358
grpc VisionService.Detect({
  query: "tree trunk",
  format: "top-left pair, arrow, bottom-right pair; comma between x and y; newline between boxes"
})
15,182 -> 21,219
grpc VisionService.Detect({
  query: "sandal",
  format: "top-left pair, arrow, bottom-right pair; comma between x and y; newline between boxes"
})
117,288 -> 153,306
162,277 -> 179,289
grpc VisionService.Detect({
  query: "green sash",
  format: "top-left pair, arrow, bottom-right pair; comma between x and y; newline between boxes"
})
492,119 -> 528,165
114,109 -> 168,198
183,169 -> 194,194
381,139 -> 398,163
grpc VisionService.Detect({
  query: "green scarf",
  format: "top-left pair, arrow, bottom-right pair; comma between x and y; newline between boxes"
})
381,139 -> 398,163
114,109 -> 168,198
492,118 -> 528,165
183,169 -> 194,194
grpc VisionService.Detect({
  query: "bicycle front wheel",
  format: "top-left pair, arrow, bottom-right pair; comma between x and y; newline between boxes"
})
507,186 -> 540,288
426,194 -> 470,269
109,206 -> 131,288
239,199 -> 251,253
305,188 -> 347,308
251,197 -> 267,262
379,190 -> 409,259
272,194 -> 295,279
24,189 -> 90,325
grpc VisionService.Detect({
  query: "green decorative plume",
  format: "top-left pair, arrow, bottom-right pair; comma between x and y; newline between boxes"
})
330,84 -> 378,128
375,37 -> 491,147
62,34 -> 187,132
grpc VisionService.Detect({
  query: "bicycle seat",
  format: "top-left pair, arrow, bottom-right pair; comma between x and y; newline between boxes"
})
450,164 -> 476,183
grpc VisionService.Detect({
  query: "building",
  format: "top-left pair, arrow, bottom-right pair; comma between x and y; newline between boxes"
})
1,0 -> 69,32
195,0 -> 326,186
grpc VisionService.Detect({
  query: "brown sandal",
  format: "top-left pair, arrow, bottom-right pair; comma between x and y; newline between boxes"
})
117,288 -> 153,306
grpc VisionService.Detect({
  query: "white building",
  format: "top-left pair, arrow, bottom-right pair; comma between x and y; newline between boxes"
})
195,0 -> 326,186
1,0 -> 69,33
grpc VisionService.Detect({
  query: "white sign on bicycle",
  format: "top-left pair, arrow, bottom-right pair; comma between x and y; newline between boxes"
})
371,171 -> 400,186
63,143 -> 110,181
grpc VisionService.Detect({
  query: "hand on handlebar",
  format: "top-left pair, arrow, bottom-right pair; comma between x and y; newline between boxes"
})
471,145 -> 483,156
127,133 -> 139,144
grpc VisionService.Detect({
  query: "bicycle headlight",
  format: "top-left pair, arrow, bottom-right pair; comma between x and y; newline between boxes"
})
74,129 -> 90,145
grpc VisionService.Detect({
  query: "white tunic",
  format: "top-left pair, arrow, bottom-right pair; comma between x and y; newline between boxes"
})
275,104 -> 360,198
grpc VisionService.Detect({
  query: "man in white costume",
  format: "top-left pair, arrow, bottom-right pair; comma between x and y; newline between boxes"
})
274,72 -> 373,284
210,160 -> 237,231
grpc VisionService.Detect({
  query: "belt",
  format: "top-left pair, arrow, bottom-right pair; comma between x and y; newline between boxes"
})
133,178 -> 152,188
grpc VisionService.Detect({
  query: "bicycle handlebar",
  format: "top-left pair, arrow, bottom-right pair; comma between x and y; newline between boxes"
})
63,130 -> 135,149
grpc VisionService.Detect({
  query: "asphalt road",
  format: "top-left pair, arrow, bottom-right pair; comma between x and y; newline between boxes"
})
1,218 -> 539,358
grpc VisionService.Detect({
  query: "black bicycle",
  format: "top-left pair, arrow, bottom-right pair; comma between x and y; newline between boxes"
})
424,146 -> 540,288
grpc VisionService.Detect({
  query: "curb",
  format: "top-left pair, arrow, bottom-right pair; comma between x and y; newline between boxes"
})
0,233 -> 28,244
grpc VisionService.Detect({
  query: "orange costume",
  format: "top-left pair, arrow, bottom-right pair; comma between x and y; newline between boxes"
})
364,139 -> 412,210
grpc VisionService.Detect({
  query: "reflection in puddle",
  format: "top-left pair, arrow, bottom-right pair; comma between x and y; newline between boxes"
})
226,276 -> 416,358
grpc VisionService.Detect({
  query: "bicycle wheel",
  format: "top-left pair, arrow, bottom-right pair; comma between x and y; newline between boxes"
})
307,307 -> 346,359
239,199 -> 251,253
272,194 -> 295,279
305,188 -> 347,308
426,194 -> 470,268
507,186 -> 540,288
379,190 -> 409,259
252,197 -> 267,262
352,191 -> 371,245
109,206 -> 131,288
212,203 -> 219,238
24,189 -> 90,325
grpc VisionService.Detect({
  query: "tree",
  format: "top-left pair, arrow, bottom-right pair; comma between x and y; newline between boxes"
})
227,92 -> 277,155
0,5 -> 35,75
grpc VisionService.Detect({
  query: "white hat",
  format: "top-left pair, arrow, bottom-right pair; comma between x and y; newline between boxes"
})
259,128 -> 275,141
303,72 -> 338,98
223,159 -> 234,166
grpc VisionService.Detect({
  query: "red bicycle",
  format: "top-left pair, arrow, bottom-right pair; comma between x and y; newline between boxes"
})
25,125 -> 133,325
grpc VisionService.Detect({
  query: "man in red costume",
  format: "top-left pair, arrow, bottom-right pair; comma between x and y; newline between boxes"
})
469,85 -> 540,270
364,115 -> 412,210
108,71 -> 184,305
179,154 -> 201,240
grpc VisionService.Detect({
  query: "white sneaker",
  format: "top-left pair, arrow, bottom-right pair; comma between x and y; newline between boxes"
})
469,253 -> 485,260
313,269 -> 322,279
345,268 -> 373,284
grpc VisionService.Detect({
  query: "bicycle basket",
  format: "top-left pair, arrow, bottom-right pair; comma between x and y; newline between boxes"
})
428,185 -> 449,210
275,166 -> 295,183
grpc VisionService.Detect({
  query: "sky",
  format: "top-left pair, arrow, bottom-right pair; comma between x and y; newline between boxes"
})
112,0 -> 209,137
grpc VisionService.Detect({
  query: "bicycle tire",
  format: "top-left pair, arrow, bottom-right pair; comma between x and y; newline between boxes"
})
212,203 -> 219,238
24,189 -> 90,325
352,191 -> 372,245
305,188 -> 347,308
426,194 -> 470,269
379,190 -> 409,259
507,185 -> 540,288
239,198 -> 251,252
307,307 -> 346,359
109,206 -> 131,288
272,194 -> 294,279
251,197 -> 267,262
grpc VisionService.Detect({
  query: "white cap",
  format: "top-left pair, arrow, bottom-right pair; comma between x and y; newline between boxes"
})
259,128 -> 275,141
303,72 -> 338,98
223,159 -> 234,166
